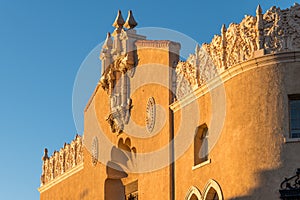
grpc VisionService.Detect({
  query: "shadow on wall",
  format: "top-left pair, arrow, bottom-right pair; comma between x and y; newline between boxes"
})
227,141 -> 300,200
105,137 -> 136,200
79,189 -> 89,199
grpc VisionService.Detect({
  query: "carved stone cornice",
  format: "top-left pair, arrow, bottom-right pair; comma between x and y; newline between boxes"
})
38,163 -> 84,193
135,40 -> 181,51
171,51 -> 300,112
175,4 -> 300,100
40,135 -> 83,187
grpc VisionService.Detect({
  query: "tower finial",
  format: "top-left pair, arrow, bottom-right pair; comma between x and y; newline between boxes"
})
221,24 -> 226,35
195,44 -> 200,52
256,4 -> 262,15
42,148 -> 49,161
124,10 -> 138,29
113,10 -> 125,28
103,32 -> 113,49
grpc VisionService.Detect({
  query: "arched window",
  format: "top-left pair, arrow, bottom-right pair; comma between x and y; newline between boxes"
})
185,186 -> 202,200
203,180 -> 223,200
205,188 -> 219,200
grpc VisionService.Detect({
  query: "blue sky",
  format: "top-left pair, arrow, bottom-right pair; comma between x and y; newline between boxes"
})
0,0 -> 296,199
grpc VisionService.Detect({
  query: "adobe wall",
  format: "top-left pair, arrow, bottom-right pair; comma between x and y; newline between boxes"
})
39,147 -> 107,200
173,52 -> 300,200
83,40 -> 180,200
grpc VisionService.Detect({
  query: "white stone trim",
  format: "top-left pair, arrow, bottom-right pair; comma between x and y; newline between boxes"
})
284,137 -> 300,143
202,179 -> 223,200
38,163 -> 84,193
192,159 -> 211,171
185,186 -> 203,200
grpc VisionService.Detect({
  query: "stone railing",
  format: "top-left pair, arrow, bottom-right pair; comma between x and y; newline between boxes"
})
40,134 -> 83,186
175,3 -> 300,99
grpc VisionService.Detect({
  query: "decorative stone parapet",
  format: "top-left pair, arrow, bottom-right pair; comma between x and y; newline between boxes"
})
175,4 -> 300,99
40,134 -> 83,186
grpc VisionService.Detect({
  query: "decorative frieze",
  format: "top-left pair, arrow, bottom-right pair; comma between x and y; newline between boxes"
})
175,45 -> 217,99
175,4 -> 300,99
40,134 -> 83,186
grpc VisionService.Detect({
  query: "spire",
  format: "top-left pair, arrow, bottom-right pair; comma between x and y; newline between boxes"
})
221,24 -> 226,36
102,32 -> 113,49
256,4 -> 262,15
195,44 -> 200,52
42,148 -> 49,161
113,10 -> 125,28
124,10 -> 138,29
256,4 -> 264,50
221,24 -> 227,69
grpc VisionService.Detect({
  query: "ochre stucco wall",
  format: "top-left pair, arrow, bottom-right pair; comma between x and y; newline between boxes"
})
40,44 -> 300,200
174,53 -> 300,200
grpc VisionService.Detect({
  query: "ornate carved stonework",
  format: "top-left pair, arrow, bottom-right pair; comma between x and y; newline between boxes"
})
99,10 -> 146,134
203,14 -> 258,70
146,97 -> 156,133
263,4 -> 300,53
175,45 -> 217,99
175,4 -> 300,99
40,135 -> 83,186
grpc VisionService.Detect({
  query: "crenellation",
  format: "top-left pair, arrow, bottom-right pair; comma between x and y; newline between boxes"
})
40,134 -> 83,186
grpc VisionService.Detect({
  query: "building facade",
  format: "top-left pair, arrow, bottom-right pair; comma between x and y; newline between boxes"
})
39,4 -> 300,200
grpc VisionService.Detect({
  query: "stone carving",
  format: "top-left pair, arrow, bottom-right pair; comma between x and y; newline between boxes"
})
146,97 -> 156,133
263,3 -> 300,53
203,14 -> 258,70
176,4 -> 300,99
203,3 -> 300,69
64,143 -> 71,171
40,135 -> 83,186
175,45 -> 217,99
53,151 -> 60,178
40,148 -> 49,185
175,61 -> 196,99
124,10 -> 138,29
75,135 -> 83,165
99,10 -> 146,134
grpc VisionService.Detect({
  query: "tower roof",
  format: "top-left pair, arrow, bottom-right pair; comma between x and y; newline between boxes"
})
124,10 -> 138,29
112,10 -> 125,28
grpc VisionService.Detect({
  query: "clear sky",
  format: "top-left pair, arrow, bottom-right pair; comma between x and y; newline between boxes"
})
0,0 -> 296,199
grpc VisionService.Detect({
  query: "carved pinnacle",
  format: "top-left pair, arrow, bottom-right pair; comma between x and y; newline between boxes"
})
103,32 -> 113,49
113,10 -> 125,28
256,4 -> 262,15
195,44 -> 200,53
221,24 -> 226,37
124,10 -> 138,29
42,148 -> 49,161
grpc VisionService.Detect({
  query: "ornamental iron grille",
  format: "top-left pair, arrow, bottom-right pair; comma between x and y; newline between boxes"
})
280,168 -> 300,200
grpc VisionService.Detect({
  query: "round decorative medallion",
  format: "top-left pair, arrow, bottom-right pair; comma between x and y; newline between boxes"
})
146,97 -> 156,133
91,136 -> 98,166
